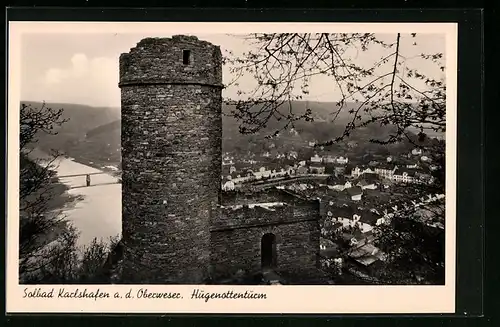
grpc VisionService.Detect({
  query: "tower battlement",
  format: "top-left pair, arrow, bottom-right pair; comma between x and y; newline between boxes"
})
119,36 -> 223,88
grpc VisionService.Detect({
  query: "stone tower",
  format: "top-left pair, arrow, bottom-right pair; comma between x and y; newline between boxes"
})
119,36 -> 223,284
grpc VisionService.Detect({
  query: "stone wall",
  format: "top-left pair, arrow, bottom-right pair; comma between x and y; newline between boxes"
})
220,188 -> 313,207
210,218 -> 321,280
119,36 -> 222,284
210,189 -> 321,280
213,203 -> 319,230
119,36 -> 223,88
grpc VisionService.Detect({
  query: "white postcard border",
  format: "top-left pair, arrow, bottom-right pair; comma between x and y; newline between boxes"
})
7,22 -> 458,314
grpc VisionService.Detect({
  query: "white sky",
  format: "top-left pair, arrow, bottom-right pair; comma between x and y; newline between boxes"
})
20,32 -> 446,107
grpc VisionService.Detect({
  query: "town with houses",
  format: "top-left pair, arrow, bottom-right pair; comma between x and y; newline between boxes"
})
220,137 -> 445,284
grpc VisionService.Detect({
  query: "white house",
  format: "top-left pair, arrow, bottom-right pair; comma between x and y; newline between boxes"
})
336,156 -> 349,164
374,164 -> 397,179
329,182 -> 352,192
351,166 -> 376,178
329,181 -> 352,191
364,167 -> 375,174
392,167 -> 416,183
326,208 -> 382,234
222,180 -> 235,191
254,167 -> 272,179
311,154 -> 323,163
325,175 -> 351,191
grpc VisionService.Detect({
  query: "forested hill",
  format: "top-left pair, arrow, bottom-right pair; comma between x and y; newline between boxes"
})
20,100 -> 443,166
21,101 -> 121,165
85,119 -> 121,138
21,101 -> 120,149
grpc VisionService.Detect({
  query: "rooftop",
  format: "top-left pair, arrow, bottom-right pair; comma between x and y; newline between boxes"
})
221,202 -> 287,212
346,186 -> 363,196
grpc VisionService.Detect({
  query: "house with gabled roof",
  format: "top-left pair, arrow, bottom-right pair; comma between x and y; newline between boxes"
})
351,165 -> 376,178
392,167 -> 417,183
222,179 -> 236,191
323,203 -> 384,234
325,174 -> 352,191
345,186 -> 363,201
348,242 -> 386,272
310,154 -> 323,163
374,163 -> 397,179
356,172 -> 380,190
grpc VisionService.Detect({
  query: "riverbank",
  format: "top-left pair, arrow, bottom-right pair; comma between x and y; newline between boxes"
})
68,155 -> 120,176
32,143 -> 121,176
19,154 -> 84,282
25,148 -> 122,245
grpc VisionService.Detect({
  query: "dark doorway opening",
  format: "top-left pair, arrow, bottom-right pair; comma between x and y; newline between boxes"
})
182,50 -> 191,65
261,233 -> 277,268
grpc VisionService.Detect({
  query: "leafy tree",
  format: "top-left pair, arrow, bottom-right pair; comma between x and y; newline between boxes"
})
19,102 -> 117,283
225,33 -> 446,284
19,102 -> 69,278
224,33 -> 445,142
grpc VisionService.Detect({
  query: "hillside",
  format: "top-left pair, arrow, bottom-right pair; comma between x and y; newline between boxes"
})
80,100 -> 402,156
21,101 -> 121,166
22,101 -> 120,151
85,119 -> 121,139
21,100 -> 443,166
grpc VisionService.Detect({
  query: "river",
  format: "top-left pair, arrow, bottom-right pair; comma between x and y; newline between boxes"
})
51,156 -> 122,248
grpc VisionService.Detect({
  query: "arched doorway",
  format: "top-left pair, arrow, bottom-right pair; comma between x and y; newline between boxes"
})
261,233 -> 277,268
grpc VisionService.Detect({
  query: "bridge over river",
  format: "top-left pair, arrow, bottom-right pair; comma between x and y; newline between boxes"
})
55,171 -> 121,189
44,156 -> 122,248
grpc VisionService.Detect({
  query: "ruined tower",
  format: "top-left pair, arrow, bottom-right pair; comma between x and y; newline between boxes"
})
119,36 -> 223,283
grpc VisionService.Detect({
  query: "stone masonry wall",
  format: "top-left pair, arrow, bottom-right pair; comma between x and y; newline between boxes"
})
211,187 -> 321,280
120,36 -> 223,88
213,203 -> 319,230
220,188 -> 314,207
210,218 -> 320,280
120,36 -> 222,284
